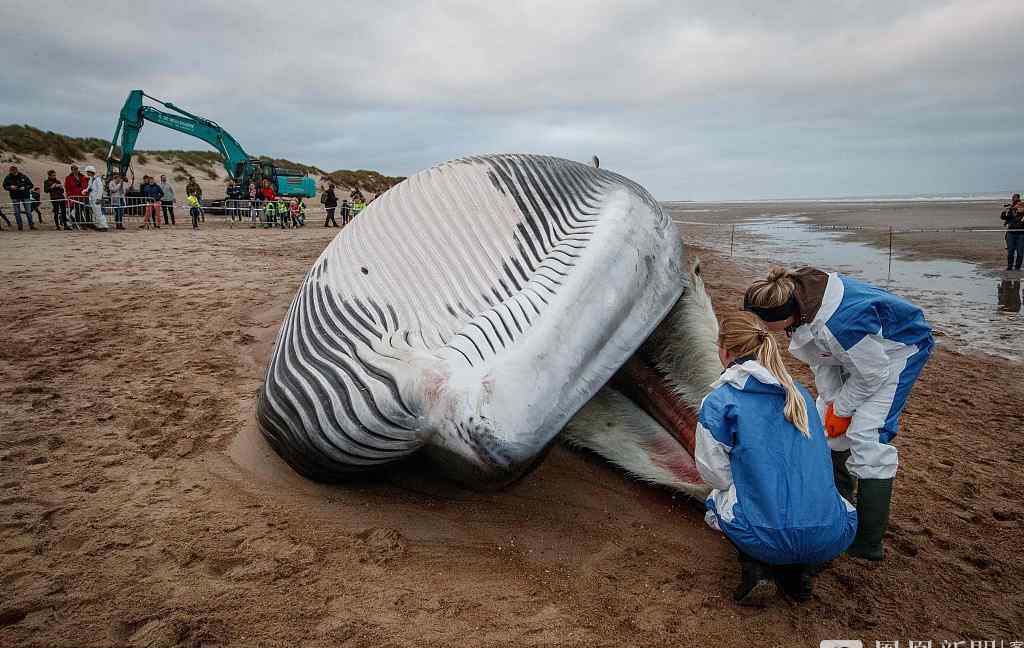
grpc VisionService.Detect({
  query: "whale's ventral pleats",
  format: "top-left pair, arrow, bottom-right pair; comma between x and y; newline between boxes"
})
257,154 -> 687,488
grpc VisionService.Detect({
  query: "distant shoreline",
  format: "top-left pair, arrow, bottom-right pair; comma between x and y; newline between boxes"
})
663,193 -> 1010,205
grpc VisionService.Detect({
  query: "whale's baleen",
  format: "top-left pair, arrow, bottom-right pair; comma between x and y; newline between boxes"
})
257,154 -> 722,494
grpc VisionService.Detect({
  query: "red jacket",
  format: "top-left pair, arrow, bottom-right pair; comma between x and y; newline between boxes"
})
259,186 -> 276,201
65,173 -> 88,197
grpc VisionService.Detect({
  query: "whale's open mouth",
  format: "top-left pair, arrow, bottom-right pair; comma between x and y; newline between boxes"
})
611,350 -> 698,458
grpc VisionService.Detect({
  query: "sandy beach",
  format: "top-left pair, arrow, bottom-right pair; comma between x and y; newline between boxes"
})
0,221 -> 1021,647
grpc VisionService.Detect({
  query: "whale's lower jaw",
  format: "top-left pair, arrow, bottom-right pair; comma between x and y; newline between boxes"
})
561,271 -> 722,498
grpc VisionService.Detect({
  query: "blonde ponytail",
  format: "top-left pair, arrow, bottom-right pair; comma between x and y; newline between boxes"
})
744,266 -> 797,309
718,312 -> 810,438
756,332 -> 810,438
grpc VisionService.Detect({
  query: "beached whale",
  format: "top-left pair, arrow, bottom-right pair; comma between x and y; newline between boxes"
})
257,154 -> 722,496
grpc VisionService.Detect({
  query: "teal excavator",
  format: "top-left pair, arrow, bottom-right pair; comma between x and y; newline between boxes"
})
105,90 -> 315,198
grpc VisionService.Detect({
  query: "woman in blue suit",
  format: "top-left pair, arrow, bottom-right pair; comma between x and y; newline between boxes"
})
696,312 -> 856,603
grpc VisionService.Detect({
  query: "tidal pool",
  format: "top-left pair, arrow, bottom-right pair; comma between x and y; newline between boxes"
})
679,214 -> 1024,362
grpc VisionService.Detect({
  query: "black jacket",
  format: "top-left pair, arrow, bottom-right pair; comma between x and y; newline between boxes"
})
44,178 -> 65,200
1002,206 -> 1024,231
3,172 -> 32,200
321,188 -> 338,207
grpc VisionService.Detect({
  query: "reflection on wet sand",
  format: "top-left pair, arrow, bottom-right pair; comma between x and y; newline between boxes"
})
998,279 -> 1022,313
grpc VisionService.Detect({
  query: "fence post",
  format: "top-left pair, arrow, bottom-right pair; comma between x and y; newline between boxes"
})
730,224 -> 735,258
888,227 -> 893,281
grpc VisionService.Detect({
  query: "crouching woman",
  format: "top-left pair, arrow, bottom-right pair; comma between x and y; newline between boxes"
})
696,312 -> 856,603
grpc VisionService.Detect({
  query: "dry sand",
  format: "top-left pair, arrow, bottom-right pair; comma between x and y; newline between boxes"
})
1,222 -> 1022,647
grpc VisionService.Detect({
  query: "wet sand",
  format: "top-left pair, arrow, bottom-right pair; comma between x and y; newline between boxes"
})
668,200 -> 1012,270
1,222 -> 1022,647
669,200 -> 1024,361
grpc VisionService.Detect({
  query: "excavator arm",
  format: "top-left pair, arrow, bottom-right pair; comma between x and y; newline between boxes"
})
106,90 -> 250,180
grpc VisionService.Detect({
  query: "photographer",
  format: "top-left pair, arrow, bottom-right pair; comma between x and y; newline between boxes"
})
1001,193 -> 1024,271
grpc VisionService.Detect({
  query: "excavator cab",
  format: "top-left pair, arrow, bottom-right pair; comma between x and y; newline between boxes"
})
236,160 -> 315,198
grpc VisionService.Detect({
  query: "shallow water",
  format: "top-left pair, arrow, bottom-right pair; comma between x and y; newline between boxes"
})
679,214 -> 1024,362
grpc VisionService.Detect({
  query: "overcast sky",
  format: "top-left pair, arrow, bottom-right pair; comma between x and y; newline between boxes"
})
1,1 -> 1022,200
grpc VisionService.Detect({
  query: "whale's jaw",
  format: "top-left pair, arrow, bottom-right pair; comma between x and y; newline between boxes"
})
563,262 -> 722,497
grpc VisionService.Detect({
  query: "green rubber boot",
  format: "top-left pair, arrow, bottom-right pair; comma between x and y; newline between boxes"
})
832,450 -> 856,503
847,478 -> 894,561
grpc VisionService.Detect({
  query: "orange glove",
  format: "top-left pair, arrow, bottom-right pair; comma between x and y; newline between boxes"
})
824,402 -> 852,439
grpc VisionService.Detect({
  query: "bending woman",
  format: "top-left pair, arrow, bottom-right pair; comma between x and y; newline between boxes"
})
696,312 -> 856,603
743,267 -> 933,561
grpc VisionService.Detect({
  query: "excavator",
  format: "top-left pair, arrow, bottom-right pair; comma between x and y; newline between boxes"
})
105,90 -> 316,198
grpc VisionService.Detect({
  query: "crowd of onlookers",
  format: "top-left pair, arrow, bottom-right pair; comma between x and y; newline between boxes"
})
1,163 -> 374,233
319,183 -> 368,228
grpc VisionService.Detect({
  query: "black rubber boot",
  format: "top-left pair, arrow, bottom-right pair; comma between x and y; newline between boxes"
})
774,564 -> 813,602
847,478 -> 893,561
832,450 -> 856,504
733,550 -> 772,603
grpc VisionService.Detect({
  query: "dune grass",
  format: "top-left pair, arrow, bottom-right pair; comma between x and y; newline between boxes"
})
0,124 -> 405,192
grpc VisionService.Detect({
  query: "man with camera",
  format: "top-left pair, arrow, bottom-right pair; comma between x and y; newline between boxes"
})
1002,193 -> 1024,271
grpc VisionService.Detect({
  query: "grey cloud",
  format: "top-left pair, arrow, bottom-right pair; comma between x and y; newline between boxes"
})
0,0 -> 1021,199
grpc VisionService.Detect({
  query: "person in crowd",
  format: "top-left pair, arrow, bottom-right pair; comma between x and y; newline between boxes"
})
340,197 -> 352,227
30,186 -> 44,223
140,175 -> 164,229
185,176 -> 202,200
350,186 -> 364,203
159,174 -> 176,226
3,165 -> 36,231
259,178 -> 276,202
321,183 -> 339,227
263,197 -> 278,229
1001,193 -> 1024,271
107,172 -> 127,230
278,198 -> 291,229
44,170 -> 68,230
226,179 -> 243,222
65,164 -> 88,226
295,198 -> 306,227
743,267 -> 933,562
186,176 -> 204,223
353,198 -> 366,218
696,312 -> 856,603
187,193 -> 202,229
247,179 -> 259,226
83,166 -> 108,231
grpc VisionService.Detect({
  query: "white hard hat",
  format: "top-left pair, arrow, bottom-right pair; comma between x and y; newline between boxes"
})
84,165 -> 96,173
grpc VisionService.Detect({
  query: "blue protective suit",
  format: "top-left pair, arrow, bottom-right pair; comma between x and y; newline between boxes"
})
695,360 -> 857,565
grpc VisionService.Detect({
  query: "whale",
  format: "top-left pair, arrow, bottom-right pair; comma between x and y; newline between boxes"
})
257,154 -> 722,496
